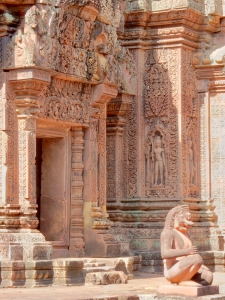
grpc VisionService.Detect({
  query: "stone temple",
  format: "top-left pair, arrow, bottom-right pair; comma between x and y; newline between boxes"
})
0,0 -> 225,287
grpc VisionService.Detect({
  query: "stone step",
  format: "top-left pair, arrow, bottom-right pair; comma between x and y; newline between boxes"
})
83,266 -> 114,273
85,271 -> 128,285
84,262 -> 106,268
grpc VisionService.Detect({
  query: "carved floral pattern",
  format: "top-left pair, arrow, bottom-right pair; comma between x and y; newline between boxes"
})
210,93 -> 225,228
144,48 -> 179,198
181,48 -> 198,197
40,78 -> 92,124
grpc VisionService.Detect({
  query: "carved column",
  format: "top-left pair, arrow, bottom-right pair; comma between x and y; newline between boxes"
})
106,94 -> 132,203
90,84 -> 118,216
84,83 -> 121,257
195,71 -> 225,236
5,69 -> 52,261
70,126 -> 85,257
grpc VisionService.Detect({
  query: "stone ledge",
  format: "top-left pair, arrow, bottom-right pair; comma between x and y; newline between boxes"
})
140,295 -> 225,300
0,258 -> 84,288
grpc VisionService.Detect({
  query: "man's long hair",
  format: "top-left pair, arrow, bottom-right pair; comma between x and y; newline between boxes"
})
163,205 -> 189,230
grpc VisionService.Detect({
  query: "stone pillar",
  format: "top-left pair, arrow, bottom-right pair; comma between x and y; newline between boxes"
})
70,127 -> 85,257
90,84 -> 118,216
195,72 -> 225,236
2,69 -> 52,261
84,83 -> 121,257
106,94 -> 133,203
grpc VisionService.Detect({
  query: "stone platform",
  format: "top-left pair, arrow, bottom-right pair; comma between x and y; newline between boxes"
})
0,272 -> 224,299
157,285 -> 219,297
0,257 -> 138,288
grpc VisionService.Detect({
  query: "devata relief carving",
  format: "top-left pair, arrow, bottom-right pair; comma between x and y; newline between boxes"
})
0,0 -> 225,285
152,135 -> 165,186
145,130 -> 167,187
161,205 -> 213,286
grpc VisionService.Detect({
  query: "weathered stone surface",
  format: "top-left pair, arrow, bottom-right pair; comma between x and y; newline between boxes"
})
85,271 -> 128,285
157,285 -> 219,297
1,0 -> 225,287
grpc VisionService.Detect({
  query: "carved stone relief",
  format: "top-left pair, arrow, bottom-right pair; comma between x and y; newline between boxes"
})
143,48 -> 179,199
198,92 -> 209,201
123,99 -> 138,198
5,1 -> 124,89
145,128 -> 168,188
181,48 -> 198,198
210,92 -> 225,229
39,78 -> 92,124
90,105 -> 107,209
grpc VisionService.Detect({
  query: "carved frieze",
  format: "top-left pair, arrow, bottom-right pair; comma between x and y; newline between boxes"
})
5,1 -> 124,88
39,78 -> 92,124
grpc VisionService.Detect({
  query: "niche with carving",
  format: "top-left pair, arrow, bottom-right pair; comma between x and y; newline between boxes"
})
145,127 -> 168,188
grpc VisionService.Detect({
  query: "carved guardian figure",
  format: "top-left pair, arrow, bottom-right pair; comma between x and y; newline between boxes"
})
161,205 -> 213,286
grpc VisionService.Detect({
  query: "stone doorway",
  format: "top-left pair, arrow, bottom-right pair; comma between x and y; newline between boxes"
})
35,128 -> 71,258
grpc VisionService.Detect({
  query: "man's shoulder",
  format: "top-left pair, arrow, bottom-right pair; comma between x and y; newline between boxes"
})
161,228 -> 175,237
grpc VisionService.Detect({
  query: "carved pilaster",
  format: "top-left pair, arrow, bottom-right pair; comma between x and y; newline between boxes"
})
10,78 -> 47,228
91,84 -> 118,215
2,69 -> 53,261
106,94 -> 133,203
70,127 -> 85,257
84,84 -> 120,257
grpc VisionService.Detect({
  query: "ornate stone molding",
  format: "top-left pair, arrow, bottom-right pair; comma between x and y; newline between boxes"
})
70,127 -> 85,257
90,84 -> 118,227
106,93 -> 133,203
8,69 -> 50,227
92,84 -> 118,106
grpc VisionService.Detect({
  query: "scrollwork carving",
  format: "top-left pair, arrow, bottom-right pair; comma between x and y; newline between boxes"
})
143,48 -> 179,198
40,78 -> 92,124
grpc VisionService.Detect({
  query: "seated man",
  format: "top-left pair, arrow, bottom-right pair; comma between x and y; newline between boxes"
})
161,205 -> 213,286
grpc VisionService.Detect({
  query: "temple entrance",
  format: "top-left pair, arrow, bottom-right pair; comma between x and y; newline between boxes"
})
36,129 -> 71,258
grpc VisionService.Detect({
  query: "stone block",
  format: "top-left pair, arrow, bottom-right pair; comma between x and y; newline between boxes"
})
106,244 -> 121,257
25,260 -> 53,270
85,271 -> 128,285
53,259 -> 84,286
157,285 -> 219,297
147,295 -> 225,300
10,244 -> 23,260
32,244 -> 52,260
0,243 -> 9,260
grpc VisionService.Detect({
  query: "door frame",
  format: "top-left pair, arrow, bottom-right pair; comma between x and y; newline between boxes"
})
36,124 -> 71,249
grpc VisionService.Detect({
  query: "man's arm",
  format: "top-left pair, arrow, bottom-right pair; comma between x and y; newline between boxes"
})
161,229 -> 196,259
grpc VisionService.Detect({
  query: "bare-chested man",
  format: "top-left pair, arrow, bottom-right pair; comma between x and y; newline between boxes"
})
152,138 -> 165,185
161,205 -> 213,286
